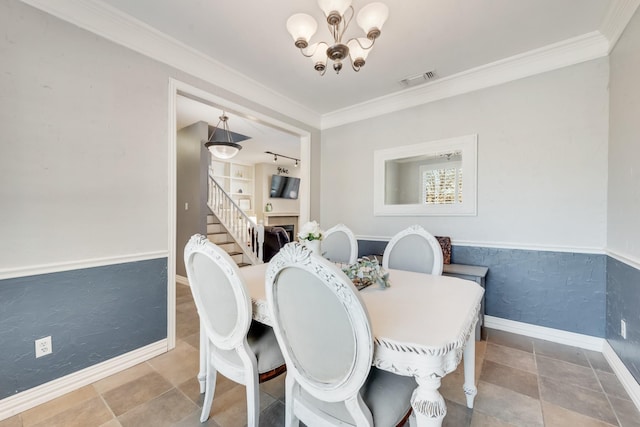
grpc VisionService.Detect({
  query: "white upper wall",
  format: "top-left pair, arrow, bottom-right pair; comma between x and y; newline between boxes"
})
0,1 -> 169,269
0,1 -> 319,272
321,59 -> 610,252
608,8 -> 640,261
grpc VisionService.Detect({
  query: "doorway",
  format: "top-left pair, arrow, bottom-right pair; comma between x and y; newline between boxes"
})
167,79 -> 311,349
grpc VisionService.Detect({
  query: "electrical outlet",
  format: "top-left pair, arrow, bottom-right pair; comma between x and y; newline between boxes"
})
35,336 -> 52,358
621,319 -> 627,339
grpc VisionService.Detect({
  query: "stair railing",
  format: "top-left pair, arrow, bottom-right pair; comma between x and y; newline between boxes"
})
207,173 -> 264,264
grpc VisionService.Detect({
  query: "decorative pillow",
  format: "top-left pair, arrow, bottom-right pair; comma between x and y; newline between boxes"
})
435,236 -> 451,264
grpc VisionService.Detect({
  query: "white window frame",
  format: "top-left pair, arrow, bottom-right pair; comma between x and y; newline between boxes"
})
420,162 -> 463,205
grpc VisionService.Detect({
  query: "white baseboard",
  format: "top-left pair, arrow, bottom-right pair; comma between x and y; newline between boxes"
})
484,316 -> 604,351
0,340 -> 167,421
176,275 -> 189,286
603,341 -> 640,411
485,317 -> 640,412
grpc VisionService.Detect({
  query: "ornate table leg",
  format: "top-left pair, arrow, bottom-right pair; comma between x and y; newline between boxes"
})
411,375 -> 446,427
198,322 -> 206,393
463,332 -> 477,408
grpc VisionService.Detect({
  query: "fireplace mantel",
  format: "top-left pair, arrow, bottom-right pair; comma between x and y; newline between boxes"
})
263,213 -> 299,238
263,212 -> 299,218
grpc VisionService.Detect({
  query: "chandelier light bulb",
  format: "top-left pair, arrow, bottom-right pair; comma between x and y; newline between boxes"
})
356,2 -> 389,39
317,0 -> 352,24
309,42 -> 329,72
347,38 -> 371,68
286,13 -> 318,48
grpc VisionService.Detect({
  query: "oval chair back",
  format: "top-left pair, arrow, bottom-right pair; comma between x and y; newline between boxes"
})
321,223 -> 358,264
184,234 -> 285,425
266,243 -> 415,426
382,225 -> 444,275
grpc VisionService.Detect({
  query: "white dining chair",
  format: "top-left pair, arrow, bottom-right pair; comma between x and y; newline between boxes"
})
184,234 -> 286,425
321,223 -> 358,264
382,225 -> 444,275
265,243 -> 416,427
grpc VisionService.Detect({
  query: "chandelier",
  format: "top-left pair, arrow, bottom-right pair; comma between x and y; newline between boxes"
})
204,113 -> 242,160
286,0 -> 389,75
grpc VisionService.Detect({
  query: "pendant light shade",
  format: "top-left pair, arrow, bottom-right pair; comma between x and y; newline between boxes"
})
204,114 -> 242,160
208,143 -> 241,160
286,13 -> 318,48
317,0 -> 352,19
356,2 -> 389,37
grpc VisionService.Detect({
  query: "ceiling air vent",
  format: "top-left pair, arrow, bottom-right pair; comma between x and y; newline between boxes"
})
399,70 -> 438,88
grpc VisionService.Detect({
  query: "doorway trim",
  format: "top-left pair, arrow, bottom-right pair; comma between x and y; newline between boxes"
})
167,78 -> 312,349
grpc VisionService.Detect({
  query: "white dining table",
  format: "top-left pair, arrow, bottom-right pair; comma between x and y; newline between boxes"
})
237,262 -> 484,427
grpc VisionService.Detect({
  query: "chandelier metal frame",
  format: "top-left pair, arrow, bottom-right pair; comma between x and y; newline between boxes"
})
286,1 -> 389,75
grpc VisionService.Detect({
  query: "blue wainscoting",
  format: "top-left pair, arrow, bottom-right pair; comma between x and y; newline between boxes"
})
358,240 -> 606,337
0,258 -> 167,400
452,246 -> 606,337
606,257 -> 640,383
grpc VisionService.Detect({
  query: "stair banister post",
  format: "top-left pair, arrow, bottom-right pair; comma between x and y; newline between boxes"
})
256,223 -> 264,261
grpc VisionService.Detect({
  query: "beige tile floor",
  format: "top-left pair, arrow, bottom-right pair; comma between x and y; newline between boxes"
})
2,282 -> 639,427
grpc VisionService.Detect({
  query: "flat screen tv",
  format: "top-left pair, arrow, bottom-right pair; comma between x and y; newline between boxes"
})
270,175 -> 300,199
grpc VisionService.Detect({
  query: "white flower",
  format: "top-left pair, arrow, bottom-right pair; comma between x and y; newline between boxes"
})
298,220 -> 323,241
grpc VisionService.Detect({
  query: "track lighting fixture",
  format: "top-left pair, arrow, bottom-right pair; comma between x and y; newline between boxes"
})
265,151 -> 300,166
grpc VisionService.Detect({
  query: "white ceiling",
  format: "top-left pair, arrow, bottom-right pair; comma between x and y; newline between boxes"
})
99,0 -> 612,115
28,0 -> 632,163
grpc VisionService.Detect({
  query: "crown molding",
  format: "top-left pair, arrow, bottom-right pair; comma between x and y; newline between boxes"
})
321,31 -> 610,129
20,0 -> 634,132
19,0 -> 322,129
600,0 -> 640,53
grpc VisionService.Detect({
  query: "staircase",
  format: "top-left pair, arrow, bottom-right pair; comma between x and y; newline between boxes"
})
207,214 -> 252,267
206,172 -> 264,266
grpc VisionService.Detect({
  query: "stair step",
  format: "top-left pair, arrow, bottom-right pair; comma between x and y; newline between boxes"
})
217,241 -> 239,252
207,223 -> 223,233
205,214 -> 251,267
208,232 -> 232,244
215,239 -> 234,245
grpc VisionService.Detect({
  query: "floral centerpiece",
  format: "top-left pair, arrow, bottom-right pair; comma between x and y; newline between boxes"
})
297,220 -> 323,254
341,256 -> 391,290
